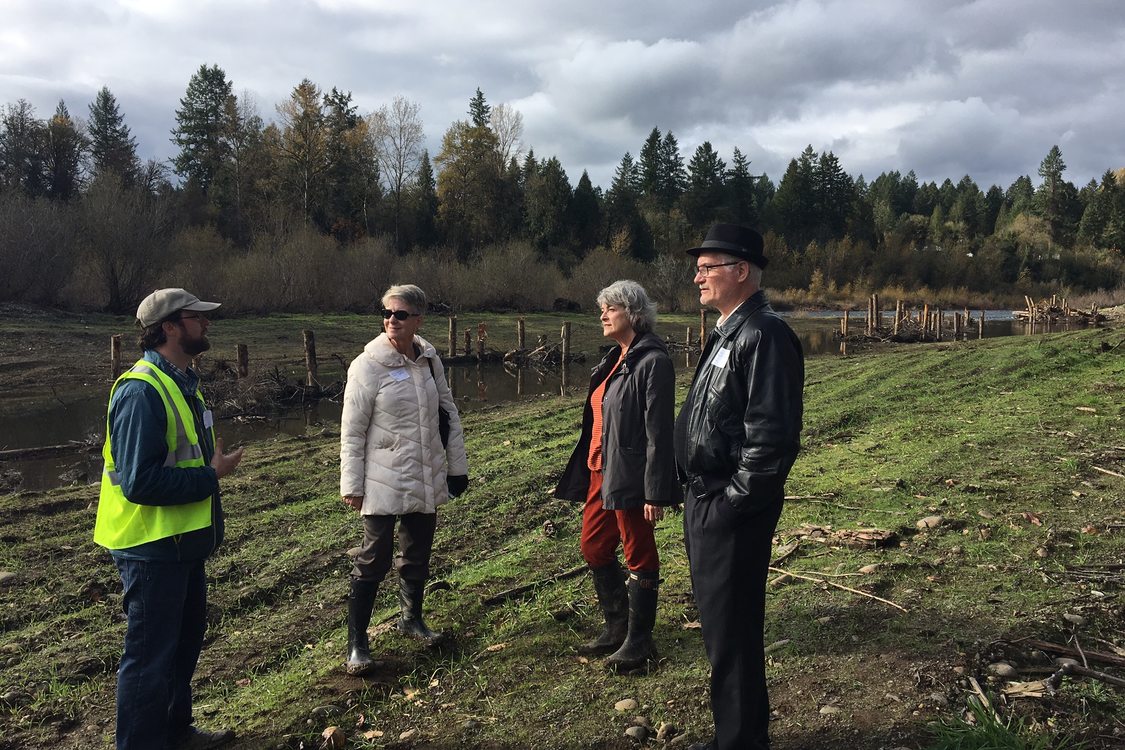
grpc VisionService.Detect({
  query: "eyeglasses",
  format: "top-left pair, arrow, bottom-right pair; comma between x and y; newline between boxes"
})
179,313 -> 207,322
381,309 -> 422,321
693,261 -> 743,278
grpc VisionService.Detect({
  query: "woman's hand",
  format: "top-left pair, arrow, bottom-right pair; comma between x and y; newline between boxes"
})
342,495 -> 363,510
643,503 -> 664,524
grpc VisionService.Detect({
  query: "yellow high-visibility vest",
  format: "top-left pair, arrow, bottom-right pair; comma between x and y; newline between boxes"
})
93,359 -> 214,549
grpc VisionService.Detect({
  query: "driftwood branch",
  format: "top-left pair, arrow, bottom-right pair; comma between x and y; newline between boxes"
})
1017,638 -> 1125,669
1046,662 -> 1125,690
481,565 -> 587,606
0,442 -> 97,460
1092,465 -> 1125,479
768,565 -> 908,612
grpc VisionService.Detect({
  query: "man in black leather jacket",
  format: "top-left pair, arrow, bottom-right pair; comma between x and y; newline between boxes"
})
674,223 -> 804,750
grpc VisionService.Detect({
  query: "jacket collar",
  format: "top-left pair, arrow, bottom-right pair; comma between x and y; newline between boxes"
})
366,333 -> 438,368
714,290 -> 769,342
143,349 -> 199,396
594,330 -> 668,374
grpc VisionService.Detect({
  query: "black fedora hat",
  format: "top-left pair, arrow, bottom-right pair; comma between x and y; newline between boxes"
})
686,223 -> 767,268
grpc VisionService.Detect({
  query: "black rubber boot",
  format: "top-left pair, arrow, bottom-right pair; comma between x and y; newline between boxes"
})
577,561 -> 628,656
605,570 -> 659,671
396,577 -> 444,644
345,579 -> 380,675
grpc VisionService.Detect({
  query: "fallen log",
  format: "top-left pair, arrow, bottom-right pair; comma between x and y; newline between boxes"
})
0,442 -> 98,460
1017,638 -> 1125,669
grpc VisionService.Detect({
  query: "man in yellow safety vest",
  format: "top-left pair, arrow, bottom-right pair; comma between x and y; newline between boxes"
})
94,288 -> 245,750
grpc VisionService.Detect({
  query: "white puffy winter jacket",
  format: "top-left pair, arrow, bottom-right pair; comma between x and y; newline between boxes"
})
340,333 -> 468,515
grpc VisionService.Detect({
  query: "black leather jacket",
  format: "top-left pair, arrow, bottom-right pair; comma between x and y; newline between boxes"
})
674,291 -> 804,516
554,331 -> 678,509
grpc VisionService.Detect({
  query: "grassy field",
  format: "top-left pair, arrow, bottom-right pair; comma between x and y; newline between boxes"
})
0,325 -> 1123,749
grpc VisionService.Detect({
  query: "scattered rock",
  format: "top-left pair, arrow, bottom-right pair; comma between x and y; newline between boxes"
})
819,705 -> 841,715
987,662 -> 1018,678
927,692 -> 949,707
631,716 -> 651,728
310,705 -> 342,719
320,726 -> 345,749
0,571 -> 17,587
1063,613 -> 1086,627
764,639 -> 790,655
614,698 -> 638,712
399,728 -> 418,741
816,616 -> 832,625
624,726 -> 649,742
916,515 -> 944,529
461,719 -> 481,730
656,722 -> 678,740
346,546 -> 361,558
1054,657 -> 1080,667
858,564 -> 880,575
1,690 -> 25,706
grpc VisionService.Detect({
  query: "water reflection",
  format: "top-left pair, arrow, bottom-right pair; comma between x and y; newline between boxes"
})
0,312 -> 1098,492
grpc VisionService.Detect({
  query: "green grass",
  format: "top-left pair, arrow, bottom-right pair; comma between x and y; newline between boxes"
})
0,326 -> 1122,748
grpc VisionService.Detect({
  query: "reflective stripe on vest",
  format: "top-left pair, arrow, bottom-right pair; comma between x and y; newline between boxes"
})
93,359 -> 214,549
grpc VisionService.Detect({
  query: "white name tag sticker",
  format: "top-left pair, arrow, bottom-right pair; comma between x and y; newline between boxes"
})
389,368 -> 410,382
711,347 -> 731,369
202,409 -> 214,429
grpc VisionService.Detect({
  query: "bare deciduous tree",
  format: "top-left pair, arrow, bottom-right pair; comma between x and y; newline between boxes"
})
490,102 -> 524,167
369,96 -> 424,251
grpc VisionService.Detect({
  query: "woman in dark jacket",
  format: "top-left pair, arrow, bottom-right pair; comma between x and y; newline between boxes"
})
555,280 -> 677,670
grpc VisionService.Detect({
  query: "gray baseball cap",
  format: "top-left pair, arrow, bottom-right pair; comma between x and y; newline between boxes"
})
136,288 -> 221,326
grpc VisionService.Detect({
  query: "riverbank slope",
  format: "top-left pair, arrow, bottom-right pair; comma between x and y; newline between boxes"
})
1,326 -> 1123,749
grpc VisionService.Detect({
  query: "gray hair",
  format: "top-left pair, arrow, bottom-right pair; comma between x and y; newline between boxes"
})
596,279 -> 657,335
381,284 -> 427,314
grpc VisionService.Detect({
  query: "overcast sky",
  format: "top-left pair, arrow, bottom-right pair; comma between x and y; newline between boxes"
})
3,0 -> 1123,192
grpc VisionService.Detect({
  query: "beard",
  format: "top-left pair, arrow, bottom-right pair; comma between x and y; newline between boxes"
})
181,333 -> 211,357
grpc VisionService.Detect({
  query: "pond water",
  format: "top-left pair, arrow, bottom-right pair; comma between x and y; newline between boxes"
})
0,311 -> 1088,491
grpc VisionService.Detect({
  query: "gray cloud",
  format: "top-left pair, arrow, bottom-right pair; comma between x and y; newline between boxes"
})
2,0 -> 1121,192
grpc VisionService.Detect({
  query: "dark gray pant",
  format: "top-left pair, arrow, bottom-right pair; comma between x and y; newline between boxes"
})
686,492 -> 783,750
351,512 -> 437,583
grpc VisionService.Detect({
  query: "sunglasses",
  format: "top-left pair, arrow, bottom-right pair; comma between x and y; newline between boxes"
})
381,308 -> 422,321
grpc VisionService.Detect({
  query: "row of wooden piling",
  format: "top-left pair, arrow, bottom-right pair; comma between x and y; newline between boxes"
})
843,294 -> 986,342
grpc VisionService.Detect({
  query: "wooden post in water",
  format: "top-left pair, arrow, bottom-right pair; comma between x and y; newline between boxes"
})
236,344 -> 249,378
873,293 -> 881,332
953,313 -> 962,339
110,334 -> 123,379
517,318 -> 526,350
463,329 -> 472,357
477,322 -> 487,360
935,309 -> 943,341
893,300 -> 902,336
921,303 -> 930,340
686,327 -> 694,349
978,313 -> 985,339
448,316 -> 457,357
303,329 -> 318,386
699,309 -> 708,345
841,310 -> 849,337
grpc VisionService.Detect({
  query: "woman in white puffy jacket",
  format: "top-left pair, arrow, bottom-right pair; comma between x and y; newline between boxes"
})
339,284 -> 469,675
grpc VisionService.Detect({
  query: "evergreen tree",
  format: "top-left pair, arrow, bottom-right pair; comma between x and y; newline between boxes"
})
0,99 -> 47,196
723,147 -> 758,226
683,141 -> 725,228
87,86 -> 139,184
771,146 -> 817,248
524,156 -> 571,249
171,64 -> 234,194
658,131 -> 687,208
569,170 -> 602,253
412,150 -> 439,249
44,100 -> 86,201
1035,145 -> 1075,244
468,88 -> 491,129
638,127 -> 662,199
323,87 -> 379,240
435,91 -> 503,252
275,78 -> 329,224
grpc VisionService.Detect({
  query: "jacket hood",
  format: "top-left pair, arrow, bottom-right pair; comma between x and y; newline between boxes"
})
364,333 -> 439,367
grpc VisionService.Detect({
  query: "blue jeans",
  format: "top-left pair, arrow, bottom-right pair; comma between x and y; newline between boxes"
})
113,556 -> 207,750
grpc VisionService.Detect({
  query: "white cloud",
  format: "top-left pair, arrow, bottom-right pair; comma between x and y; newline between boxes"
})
1,0 -> 1122,191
